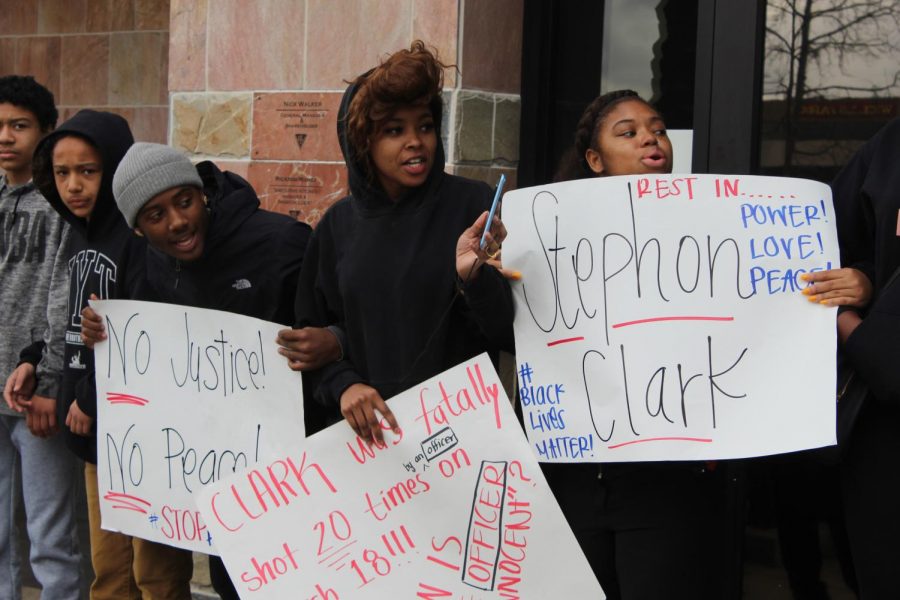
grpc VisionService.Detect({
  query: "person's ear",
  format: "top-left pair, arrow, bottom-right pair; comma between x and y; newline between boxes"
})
133,228 -> 143,237
585,148 -> 605,175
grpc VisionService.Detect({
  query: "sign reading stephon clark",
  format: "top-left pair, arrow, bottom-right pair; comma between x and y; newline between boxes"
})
92,300 -> 305,553
503,174 -> 839,463
197,354 -> 604,599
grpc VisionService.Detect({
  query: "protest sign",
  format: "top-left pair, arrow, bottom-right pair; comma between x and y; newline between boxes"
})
92,299 -> 305,553
503,174 -> 838,462
197,354 -> 604,599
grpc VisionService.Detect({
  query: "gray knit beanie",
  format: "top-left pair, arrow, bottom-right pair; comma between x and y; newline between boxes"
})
113,142 -> 203,227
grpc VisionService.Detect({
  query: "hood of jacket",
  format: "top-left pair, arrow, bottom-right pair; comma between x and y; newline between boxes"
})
198,160 -> 260,255
337,77 -> 446,215
32,109 -> 134,239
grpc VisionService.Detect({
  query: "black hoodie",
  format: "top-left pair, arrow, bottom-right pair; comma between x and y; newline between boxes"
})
294,81 -> 515,407
32,109 -> 142,463
143,160 -> 311,326
833,117 -> 900,407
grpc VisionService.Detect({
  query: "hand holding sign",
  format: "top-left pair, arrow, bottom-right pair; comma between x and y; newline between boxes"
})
340,382 -> 399,446
197,354 -> 604,598
503,174 -> 839,462
93,300 -> 305,553
801,267 -> 872,307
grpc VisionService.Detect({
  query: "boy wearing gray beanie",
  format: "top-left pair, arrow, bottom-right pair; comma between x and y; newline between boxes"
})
112,142 -> 208,262
113,142 -> 203,228
90,142 -> 342,599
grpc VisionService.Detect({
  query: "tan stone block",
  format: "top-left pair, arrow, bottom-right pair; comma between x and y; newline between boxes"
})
109,32 -> 169,105
252,92 -> 343,162
450,165 -> 516,190
192,552 -> 211,587
60,34 -> 109,105
38,0 -> 87,33
15,37 -> 62,100
454,91 -> 494,163
247,162 -> 347,226
207,0 -> 304,91
461,0 -> 523,93
169,0 -> 207,92
1,0 -> 38,34
493,96 -> 520,164
172,93 -> 252,157
412,0 -> 458,87
306,0 -> 409,89
171,95 -> 203,150
135,0 -> 170,30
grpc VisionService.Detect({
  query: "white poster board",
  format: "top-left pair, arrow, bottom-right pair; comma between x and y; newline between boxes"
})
503,174 -> 838,462
197,354 -> 604,599
93,299 -> 305,553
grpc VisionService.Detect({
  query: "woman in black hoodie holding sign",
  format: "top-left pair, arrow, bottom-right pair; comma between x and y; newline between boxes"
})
26,111 -> 193,599
287,41 -> 514,444
822,117 -> 900,597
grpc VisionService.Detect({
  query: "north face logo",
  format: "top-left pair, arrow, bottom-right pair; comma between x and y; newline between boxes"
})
232,278 -> 251,290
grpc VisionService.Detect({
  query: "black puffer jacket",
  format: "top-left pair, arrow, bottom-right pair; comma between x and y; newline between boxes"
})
144,160 -> 311,327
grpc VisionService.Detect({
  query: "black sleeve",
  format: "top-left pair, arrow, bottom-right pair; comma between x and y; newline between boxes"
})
456,180 -> 516,353
831,132 -> 877,288
17,340 -> 45,367
123,235 -> 153,302
74,370 -> 98,419
274,220 -> 312,325
293,223 -> 365,407
832,120 -> 900,406
459,264 -> 516,352
844,282 -> 900,406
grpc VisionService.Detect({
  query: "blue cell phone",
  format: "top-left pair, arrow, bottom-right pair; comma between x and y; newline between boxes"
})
480,173 -> 506,249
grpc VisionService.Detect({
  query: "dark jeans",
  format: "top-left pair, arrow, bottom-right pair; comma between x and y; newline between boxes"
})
544,462 -> 725,600
842,402 -> 900,599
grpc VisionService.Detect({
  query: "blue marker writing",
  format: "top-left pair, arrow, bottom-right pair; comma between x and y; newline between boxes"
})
480,173 -> 506,249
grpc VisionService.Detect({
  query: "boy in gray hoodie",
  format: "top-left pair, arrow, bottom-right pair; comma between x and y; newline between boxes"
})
0,75 -> 81,600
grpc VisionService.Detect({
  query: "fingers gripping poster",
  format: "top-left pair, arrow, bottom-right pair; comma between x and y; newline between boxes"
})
93,300 -> 305,553
503,174 -> 839,463
196,354 -> 604,599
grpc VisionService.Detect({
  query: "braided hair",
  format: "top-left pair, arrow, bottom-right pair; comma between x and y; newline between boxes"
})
553,89 -> 649,182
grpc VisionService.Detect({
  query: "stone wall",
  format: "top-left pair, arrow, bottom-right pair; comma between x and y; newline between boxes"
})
0,0 -> 170,143
167,0 -> 523,225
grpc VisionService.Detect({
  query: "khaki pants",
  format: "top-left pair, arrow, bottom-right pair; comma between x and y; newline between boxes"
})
85,462 -> 193,600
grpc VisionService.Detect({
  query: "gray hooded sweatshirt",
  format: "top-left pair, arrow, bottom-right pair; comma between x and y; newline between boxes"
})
0,175 -> 71,417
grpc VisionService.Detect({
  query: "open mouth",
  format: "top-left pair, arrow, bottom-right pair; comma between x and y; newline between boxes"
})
171,233 -> 198,254
403,156 -> 429,175
641,151 -> 668,169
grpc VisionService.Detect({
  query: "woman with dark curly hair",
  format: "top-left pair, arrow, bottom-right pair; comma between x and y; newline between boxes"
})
286,41 -> 514,444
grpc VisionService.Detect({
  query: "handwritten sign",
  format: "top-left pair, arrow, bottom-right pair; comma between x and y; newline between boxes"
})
93,300 -> 305,553
197,354 -> 603,598
503,174 -> 838,462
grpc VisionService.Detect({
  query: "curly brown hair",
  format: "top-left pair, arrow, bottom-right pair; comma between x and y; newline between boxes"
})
344,40 -> 451,176
554,90 -> 659,182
